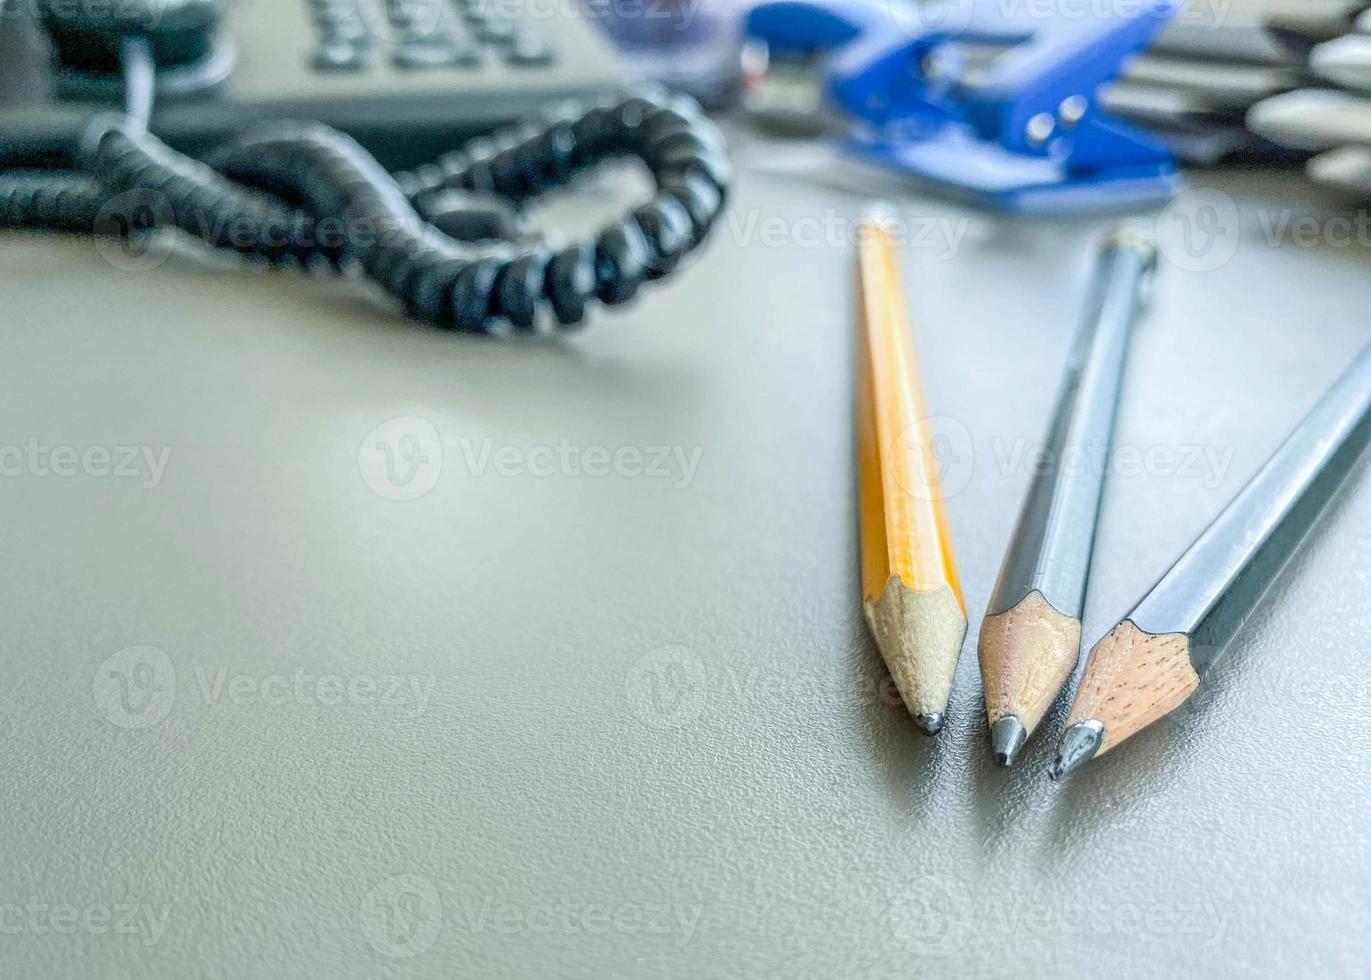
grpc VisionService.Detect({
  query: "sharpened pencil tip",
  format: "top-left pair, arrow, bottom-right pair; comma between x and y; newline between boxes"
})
913,711 -> 945,736
1048,720 -> 1105,781
990,715 -> 1027,767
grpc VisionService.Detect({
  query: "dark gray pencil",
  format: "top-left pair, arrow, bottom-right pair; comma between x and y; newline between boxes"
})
1050,343 -> 1371,779
978,229 -> 1155,767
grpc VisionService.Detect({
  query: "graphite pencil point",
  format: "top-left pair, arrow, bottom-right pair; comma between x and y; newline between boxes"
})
990,715 -> 1028,767
914,711 -> 946,737
1048,720 -> 1104,781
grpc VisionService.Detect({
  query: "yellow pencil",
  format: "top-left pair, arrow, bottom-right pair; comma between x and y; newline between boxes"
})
855,214 -> 968,735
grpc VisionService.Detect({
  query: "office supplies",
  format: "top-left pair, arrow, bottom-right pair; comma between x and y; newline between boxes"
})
0,0 -> 625,170
1138,0 -> 1371,167
1050,344 -> 1371,780
740,0 -> 1183,211
1249,9 -> 1371,171
854,212 -> 967,735
1124,0 -> 1371,165
598,0 -> 743,107
1099,84 -> 1278,166
739,0 -> 887,137
822,1 -> 1182,212
952,39 -> 1297,165
979,229 -> 1154,768
1313,35 -> 1371,91
1249,89 -> 1371,149
0,3 -> 731,334
1266,4 -> 1368,57
1097,84 -> 1226,135
740,6 -> 1278,163
1152,0 -> 1362,66
1117,58 -> 1301,111
1308,144 -> 1371,193
953,36 -> 1302,111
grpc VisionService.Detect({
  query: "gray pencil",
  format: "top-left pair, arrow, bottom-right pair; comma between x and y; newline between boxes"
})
1050,343 -> 1371,779
979,229 -> 1155,767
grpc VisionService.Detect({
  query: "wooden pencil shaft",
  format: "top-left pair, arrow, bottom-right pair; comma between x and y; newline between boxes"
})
855,218 -> 963,605
1130,343 -> 1371,675
855,215 -> 968,725
987,232 -> 1154,619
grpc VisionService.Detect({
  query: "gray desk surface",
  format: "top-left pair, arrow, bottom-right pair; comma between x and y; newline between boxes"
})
1,130 -> 1369,978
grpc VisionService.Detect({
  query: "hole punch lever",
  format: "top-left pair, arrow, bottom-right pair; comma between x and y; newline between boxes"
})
748,0 -> 1181,212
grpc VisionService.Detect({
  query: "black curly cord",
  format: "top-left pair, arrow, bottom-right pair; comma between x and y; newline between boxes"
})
0,89 -> 729,333
120,35 -> 155,130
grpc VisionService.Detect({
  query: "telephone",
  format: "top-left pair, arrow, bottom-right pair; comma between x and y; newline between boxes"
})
0,0 -> 629,168
0,0 -> 730,334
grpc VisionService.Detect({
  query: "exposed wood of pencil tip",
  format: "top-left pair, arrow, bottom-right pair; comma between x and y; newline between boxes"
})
865,578 -> 968,721
1065,620 -> 1200,755
854,217 -> 967,719
978,590 -> 1082,735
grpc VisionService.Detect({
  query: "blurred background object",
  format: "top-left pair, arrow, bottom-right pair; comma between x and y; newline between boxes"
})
1249,1 -> 1371,197
732,0 -> 1371,191
739,0 -> 1185,213
0,0 -> 629,169
587,0 -> 746,107
737,0 -> 884,136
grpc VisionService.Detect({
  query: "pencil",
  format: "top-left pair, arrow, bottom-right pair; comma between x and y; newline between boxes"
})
855,212 -> 967,735
979,229 -> 1155,767
1050,343 -> 1371,779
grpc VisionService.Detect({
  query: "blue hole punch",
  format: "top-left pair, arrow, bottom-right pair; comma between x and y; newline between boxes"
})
747,0 -> 1183,213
